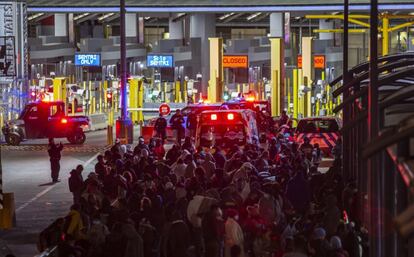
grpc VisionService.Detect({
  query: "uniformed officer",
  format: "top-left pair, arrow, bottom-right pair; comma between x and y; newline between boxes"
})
48,138 -> 63,183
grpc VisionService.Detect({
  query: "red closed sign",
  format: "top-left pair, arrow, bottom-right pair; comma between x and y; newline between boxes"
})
297,55 -> 325,69
223,55 -> 248,68
159,103 -> 171,116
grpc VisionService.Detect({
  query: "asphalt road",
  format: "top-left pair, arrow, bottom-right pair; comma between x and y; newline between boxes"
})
0,129 -> 128,257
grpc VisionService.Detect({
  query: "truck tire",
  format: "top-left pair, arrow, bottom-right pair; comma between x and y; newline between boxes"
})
67,131 -> 86,145
6,134 -> 21,146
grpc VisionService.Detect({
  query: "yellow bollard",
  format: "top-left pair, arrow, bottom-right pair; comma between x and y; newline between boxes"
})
0,112 -> 3,129
138,80 -> 144,123
92,97 -> 96,114
382,15 -> 389,56
0,193 -> 16,229
271,70 -> 279,117
183,80 -> 188,103
287,77 -> 291,114
175,81 -> 181,103
72,99 -> 75,115
103,81 -> 108,110
129,78 -> 138,124
316,98 -> 320,116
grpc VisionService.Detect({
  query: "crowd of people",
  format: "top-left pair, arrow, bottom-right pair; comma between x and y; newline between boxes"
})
38,122 -> 367,257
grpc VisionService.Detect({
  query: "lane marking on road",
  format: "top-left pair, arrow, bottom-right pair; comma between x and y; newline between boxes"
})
16,152 -> 100,213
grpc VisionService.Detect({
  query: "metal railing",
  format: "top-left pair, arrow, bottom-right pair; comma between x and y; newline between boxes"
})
35,246 -> 58,257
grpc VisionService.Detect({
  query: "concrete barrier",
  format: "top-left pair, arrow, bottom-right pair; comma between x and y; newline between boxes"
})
88,113 -> 108,131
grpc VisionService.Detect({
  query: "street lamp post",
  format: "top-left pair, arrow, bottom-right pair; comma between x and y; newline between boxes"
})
116,0 -> 133,143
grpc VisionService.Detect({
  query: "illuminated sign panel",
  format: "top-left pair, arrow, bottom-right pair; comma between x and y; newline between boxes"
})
313,55 -> 325,69
75,54 -> 101,66
297,55 -> 325,69
223,55 -> 248,68
147,55 -> 174,68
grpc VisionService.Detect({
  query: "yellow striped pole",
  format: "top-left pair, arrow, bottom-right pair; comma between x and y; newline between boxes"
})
287,77 -> 291,114
71,99 -> 75,115
293,69 -> 299,120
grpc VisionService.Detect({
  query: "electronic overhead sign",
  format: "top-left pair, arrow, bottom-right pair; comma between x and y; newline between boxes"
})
147,55 -> 174,68
75,54 -> 101,67
223,55 -> 248,68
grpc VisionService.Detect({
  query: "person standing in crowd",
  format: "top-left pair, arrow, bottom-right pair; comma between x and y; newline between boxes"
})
300,137 -> 314,162
224,209 -> 244,257
279,110 -> 289,126
68,165 -> 84,204
312,143 -> 322,168
38,112 -> 374,257
187,111 -> 198,138
48,138 -> 63,183
163,210 -> 191,257
154,113 -> 168,144
170,109 -> 185,145
202,205 -> 225,257
94,155 -> 106,180
134,136 -> 149,155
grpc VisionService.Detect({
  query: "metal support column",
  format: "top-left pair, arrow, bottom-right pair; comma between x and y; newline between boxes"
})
208,38 -> 223,103
368,0 -> 383,256
302,37 -> 313,117
116,0 -> 133,143
343,0 -> 351,180
270,38 -> 284,116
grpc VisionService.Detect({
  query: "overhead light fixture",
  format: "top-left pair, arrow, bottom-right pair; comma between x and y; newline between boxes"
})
28,13 -> 44,21
247,12 -> 262,21
98,13 -> 114,21
74,13 -> 90,21
144,16 -> 151,20
219,12 -> 235,20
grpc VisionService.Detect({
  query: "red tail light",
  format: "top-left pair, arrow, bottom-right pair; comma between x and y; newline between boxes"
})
61,118 -> 68,124
227,113 -> 234,120
107,93 -> 112,99
211,114 -> 217,121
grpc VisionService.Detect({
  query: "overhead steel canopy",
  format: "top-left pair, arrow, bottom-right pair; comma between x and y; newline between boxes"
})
27,0 -> 414,12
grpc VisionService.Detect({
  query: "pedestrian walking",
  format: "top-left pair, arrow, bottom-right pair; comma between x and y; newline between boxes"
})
48,138 -> 63,183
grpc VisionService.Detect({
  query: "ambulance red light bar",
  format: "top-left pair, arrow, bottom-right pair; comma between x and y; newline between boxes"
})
211,114 -> 218,120
227,113 -> 234,120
